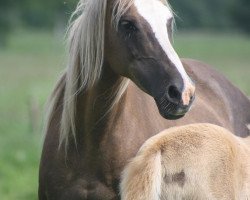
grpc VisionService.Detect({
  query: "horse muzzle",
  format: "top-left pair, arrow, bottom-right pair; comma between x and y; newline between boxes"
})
154,84 -> 195,120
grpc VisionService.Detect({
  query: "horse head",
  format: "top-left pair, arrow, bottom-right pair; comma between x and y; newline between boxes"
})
105,0 -> 195,119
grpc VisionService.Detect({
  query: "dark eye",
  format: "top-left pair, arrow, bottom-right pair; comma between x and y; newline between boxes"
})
119,20 -> 138,32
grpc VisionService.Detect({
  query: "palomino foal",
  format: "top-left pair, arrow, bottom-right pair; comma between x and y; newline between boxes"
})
121,124 -> 250,200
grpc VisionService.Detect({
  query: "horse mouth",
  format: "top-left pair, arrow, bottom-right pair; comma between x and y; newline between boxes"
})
154,96 -> 191,120
160,111 -> 185,120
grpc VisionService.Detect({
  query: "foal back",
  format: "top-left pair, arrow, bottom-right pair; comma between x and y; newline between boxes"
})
120,124 -> 250,200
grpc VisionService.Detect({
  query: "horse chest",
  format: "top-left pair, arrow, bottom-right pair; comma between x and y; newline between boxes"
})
97,114 -> 164,177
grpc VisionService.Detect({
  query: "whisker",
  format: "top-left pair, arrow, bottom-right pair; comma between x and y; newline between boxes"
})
166,103 -> 174,113
159,95 -> 166,105
163,102 -> 170,110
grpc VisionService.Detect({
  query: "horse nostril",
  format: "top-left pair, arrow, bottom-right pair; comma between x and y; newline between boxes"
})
167,85 -> 182,103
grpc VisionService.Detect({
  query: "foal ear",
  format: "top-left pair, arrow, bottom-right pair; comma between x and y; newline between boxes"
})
120,151 -> 162,200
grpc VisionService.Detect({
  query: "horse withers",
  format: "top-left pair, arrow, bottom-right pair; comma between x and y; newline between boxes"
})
121,123 -> 250,200
39,0 -> 250,199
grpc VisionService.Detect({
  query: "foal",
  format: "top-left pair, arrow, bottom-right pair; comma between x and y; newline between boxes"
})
121,124 -> 250,200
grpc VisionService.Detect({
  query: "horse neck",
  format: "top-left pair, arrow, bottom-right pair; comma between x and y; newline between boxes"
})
75,64 -> 126,144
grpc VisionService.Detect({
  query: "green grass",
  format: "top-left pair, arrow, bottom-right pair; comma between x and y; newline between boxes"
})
0,30 -> 249,199
0,30 -> 65,200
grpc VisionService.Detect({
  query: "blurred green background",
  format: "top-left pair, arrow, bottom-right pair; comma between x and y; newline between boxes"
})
0,0 -> 249,199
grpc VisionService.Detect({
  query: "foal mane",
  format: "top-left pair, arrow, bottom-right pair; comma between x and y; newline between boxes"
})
45,0 -> 173,149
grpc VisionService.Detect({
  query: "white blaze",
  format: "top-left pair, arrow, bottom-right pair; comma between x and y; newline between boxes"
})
134,0 -> 194,105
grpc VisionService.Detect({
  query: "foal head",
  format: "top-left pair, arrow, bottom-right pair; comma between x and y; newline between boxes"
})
105,0 -> 195,119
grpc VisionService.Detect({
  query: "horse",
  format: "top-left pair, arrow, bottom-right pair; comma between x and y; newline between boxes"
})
38,0 -> 250,199
120,123 -> 250,200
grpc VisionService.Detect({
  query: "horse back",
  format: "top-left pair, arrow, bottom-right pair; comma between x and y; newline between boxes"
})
182,59 -> 250,137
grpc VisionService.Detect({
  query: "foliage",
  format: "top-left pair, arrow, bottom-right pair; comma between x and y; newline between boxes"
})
0,0 -> 78,46
231,0 -> 250,33
0,0 -> 13,47
170,0 -> 235,30
1,0 -> 250,43
170,0 -> 250,34
18,0 -> 77,28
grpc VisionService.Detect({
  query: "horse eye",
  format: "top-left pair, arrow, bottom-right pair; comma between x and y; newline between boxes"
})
119,20 -> 137,32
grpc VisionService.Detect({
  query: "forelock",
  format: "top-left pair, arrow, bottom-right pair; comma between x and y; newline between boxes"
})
112,0 -> 135,29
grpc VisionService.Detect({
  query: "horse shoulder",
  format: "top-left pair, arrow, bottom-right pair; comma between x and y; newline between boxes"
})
181,58 -> 250,137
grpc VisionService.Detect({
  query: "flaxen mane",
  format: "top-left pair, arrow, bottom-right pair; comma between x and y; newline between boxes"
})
45,0 -> 173,148
45,0 -> 134,149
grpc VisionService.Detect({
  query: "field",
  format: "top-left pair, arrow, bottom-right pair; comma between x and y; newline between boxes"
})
0,30 -> 249,200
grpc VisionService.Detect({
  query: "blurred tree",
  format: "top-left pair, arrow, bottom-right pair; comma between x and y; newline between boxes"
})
0,0 -> 14,47
232,0 -> 250,34
0,0 -> 249,39
20,0 -> 77,29
0,0 -> 78,46
169,0 -> 235,30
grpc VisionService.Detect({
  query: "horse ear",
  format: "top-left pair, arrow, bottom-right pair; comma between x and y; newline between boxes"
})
247,124 -> 250,131
120,151 -> 162,200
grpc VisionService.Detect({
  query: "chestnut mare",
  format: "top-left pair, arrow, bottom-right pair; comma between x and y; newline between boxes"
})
39,0 -> 250,199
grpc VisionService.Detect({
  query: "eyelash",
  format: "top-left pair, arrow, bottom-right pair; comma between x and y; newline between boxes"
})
119,20 -> 138,38
121,20 -> 137,31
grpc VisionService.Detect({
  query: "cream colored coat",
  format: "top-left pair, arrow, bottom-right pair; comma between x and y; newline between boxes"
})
121,124 -> 250,200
